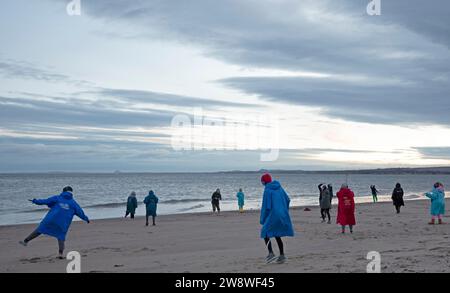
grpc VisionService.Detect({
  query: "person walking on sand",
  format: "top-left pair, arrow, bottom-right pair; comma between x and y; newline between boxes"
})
370,185 -> 379,203
144,190 -> 159,226
236,188 -> 245,213
319,184 -> 332,224
125,191 -> 138,219
336,184 -> 356,234
211,188 -> 222,215
260,173 -> 294,264
19,186 -> 90,259
392,183 -> 404,214
425,182 -> 446,225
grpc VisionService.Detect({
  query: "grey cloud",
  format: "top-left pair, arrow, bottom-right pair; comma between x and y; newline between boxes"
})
414,147 -> 450,160
71,0 -> 450,126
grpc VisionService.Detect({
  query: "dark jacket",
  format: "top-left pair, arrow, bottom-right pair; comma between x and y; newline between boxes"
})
211,191 -> 222,203
392,187 -> 405,207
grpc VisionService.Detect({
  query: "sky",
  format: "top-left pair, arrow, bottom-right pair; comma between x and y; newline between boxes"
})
1,0 -> 450,172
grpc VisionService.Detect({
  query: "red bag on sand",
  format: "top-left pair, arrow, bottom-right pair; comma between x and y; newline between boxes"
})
336,188 -> 356,226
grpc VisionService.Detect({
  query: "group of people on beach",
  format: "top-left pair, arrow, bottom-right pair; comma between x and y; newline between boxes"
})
124,190 -> 159,226
18,174 -> 446,264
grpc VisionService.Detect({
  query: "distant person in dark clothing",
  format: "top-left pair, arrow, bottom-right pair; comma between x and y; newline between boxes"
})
211,189 -> 222,215
392,183 -> 405,213
125,191 -> 138,219
370,185 -> 379,203
319,184 -> 332,224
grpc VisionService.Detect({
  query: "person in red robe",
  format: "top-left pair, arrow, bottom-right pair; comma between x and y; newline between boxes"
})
336,184 -> 356,234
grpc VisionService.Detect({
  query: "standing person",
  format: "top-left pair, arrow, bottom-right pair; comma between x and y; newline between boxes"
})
336,184 -> 356,234
19,186 -> 90,259
144,190 -> 159,226
370,185 -> 379,203
425,182 -> 446,225
211,188 -> 222,215
319,185 -> 332,224
125,191 -> 138,219
392,183 -> 405,214
236,188 -> 245,213
260,173 -> 294,264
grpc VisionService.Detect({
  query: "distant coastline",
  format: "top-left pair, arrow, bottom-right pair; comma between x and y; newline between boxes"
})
2,166 -> 450,175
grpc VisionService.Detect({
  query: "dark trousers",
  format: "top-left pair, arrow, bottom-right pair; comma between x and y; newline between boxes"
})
125,211 -> 135,219
321,209 -> 331,221
24,230 -> 65,254
146,215 -> 156,225
264,237 -> 284,255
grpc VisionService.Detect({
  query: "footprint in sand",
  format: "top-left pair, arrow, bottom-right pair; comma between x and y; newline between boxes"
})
20,256 -> 57,264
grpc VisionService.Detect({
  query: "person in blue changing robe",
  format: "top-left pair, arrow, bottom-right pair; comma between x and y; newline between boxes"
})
144,190 -> 159,226
19,186 -> 90,259
236,188 -> 245,213
425,182 -> 446,225
260,173 -> 294,264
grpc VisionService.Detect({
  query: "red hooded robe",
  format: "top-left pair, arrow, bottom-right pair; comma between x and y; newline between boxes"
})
336,188 -> 356,226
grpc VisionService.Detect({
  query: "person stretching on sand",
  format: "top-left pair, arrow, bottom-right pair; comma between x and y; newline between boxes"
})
211,188 -> 222,215
319,184 -> 332,224
236,188 -> 245,213
370,185 -> 379,203
336,184 -> 356,234
260,173 -> 294,264
19,186 -> 90,259
125,191 -> 138,219
425,182 -> 446,225
392,183 -> 405,214
144,190 -> 159,226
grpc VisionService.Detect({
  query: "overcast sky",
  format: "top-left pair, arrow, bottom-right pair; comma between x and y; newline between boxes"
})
1,0 -> 450,172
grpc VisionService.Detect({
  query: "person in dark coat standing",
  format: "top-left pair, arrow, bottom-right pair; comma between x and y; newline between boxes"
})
211,189 -> 222,215
392,183 -> 405,214
125,191 -> 138,219
144,190 -> 159,226
319,184 -> 332,224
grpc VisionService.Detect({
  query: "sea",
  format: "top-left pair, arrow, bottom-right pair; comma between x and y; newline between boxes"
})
0,172 -> 447,226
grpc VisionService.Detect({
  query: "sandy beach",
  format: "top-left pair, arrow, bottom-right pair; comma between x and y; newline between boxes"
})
0,199 -> 449,273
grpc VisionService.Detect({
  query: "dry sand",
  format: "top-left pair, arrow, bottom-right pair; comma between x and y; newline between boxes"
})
0,199 -> 449,273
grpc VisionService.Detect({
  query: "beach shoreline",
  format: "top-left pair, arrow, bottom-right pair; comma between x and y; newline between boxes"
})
0,199 -> 449,273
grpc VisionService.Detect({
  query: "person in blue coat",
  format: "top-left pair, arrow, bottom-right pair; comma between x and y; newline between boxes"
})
19,186 -> 90,259
260,173 -> 294,264
144,190 -> 159,226
425,182 -> 446,225
236,188 -> 245,213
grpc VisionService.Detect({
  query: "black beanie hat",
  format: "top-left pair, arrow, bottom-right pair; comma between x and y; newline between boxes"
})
63,186 -> 73,193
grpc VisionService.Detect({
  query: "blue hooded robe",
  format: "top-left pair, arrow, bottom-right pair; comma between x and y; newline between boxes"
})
260,181 -> 294,238
236,191 -> 245,208
144,191 -> 159,217
33,191 -> 89,241
425,188 -> 446,216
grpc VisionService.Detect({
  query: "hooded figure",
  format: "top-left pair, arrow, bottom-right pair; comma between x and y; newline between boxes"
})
20,187 -> 89,258
336,184 -> 356,232
260,180 -> 294,239
425,183 -> 446,224
144,190 -> 159,226
236,189 -> 245,212
260,174 -> 293,264
392,183 -> 404,213
125,192 -> 138,219
32,190 -> 89,241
